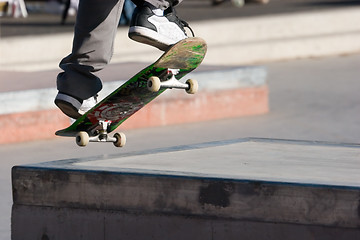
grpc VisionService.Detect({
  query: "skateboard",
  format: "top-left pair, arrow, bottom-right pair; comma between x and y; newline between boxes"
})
55,37 -> 207,147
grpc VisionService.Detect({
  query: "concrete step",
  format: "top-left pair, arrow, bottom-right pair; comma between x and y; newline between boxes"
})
1,7 -> 360,72
0,66 -> 268,144
11,138 -> 360,239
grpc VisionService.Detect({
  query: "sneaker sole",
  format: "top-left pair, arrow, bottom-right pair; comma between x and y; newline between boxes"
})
129,26 -> 174,51
55,99 -> 82,119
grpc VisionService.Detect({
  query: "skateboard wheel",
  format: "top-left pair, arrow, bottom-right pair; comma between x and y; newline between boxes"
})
186,79 -> 198,94
113,132 -> 126,147
148,76 -> 161,92
76,131 -> 89,147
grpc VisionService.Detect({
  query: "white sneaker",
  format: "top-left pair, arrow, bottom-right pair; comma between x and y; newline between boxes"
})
128,5 -> 194,51
55,92 -> 97,119
79,95 -> 98,115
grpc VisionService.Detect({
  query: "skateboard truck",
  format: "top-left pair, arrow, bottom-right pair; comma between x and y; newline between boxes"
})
75,120 -> 126,147
147,69 -> 198,94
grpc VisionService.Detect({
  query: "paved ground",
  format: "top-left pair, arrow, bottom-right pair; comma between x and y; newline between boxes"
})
2,53 -> 360,238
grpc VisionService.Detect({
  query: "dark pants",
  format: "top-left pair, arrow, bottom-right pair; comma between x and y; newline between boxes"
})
57,0 -> 182,100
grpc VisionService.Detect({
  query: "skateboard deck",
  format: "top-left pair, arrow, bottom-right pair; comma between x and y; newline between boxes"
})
55,37 -> 207,147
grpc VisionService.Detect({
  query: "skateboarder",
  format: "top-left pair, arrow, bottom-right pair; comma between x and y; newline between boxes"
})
55,0 -> 192,119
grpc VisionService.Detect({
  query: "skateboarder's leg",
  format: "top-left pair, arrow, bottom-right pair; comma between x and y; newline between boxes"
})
57,0 -> 124,100
55,0 -> 124,118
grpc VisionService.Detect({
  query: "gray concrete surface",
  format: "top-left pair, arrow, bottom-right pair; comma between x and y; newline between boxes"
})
11,138 -> 360,239
13,138 -> 360,210
4,53 -> 360,239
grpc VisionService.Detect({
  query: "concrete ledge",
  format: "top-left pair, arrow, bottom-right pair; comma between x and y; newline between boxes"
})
1,87 -> 268,144
0,67 -> 268,144
195,7 -> 360,65
11,205 -> 360,240
11,138 -> 360,239
1,8 -> 360,71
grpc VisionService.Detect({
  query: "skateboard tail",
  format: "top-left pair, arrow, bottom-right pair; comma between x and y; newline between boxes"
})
55,129 -> 78,137
155,37 -> 207,70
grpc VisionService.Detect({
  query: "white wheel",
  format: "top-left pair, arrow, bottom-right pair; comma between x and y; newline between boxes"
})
147,76 -> 161,92
113,132 -> 126,147
76,131 -> 89,147
186,79 -> 198,94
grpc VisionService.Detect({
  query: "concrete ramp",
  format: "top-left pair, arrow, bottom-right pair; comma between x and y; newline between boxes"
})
11,138 -> 360,239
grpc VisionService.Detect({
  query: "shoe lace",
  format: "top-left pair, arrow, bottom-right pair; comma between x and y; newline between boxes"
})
165,7 -> 195,37
180,19 -> 195,37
